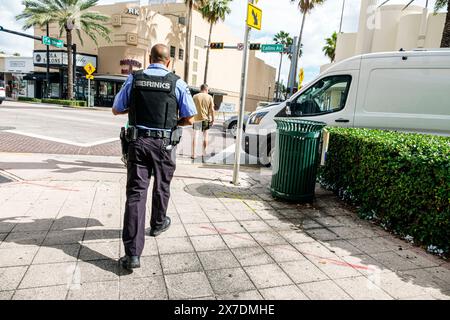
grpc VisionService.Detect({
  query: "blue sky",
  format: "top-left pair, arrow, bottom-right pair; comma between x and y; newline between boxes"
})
0,0 -> 440,84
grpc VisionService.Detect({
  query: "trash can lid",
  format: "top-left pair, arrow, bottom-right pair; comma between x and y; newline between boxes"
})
274,117 -> 327,133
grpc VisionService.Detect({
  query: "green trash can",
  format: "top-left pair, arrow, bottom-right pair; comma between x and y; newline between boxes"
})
270,118 -> 327,203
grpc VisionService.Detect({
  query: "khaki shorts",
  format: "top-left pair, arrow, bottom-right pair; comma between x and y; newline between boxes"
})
193,120 -> 211,132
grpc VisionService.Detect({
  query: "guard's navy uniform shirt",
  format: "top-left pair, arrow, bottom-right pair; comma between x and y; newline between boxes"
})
113,63 -> 197,130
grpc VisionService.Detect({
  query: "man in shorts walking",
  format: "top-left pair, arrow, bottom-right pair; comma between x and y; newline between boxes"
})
192,84 -> 215,160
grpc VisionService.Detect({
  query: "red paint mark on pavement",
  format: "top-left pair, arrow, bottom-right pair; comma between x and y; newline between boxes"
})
13,181 -> 80,192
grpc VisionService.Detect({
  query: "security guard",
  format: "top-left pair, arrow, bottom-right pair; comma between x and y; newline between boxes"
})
113,44 -> 197,270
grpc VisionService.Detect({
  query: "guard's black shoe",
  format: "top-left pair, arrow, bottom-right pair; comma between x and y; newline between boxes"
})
119,255 -> 141,270
150,217 -> 171,237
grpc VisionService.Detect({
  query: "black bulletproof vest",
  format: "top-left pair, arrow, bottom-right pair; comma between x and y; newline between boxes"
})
129,70 -> 179,130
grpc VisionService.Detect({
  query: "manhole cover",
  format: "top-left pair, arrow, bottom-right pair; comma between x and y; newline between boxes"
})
0,126 -> 15,131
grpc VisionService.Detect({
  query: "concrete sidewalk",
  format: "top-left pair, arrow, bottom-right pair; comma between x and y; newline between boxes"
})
0,152 -> 449,300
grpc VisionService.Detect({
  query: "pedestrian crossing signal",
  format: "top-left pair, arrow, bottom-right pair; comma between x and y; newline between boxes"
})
249,43 -> 261,51
210,42 -> 224,50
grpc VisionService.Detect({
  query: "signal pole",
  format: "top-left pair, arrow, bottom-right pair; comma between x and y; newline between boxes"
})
232,0 -> 254,186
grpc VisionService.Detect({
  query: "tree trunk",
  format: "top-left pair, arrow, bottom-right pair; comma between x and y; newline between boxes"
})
184,0 -> 193,83
441,1 -> 450,48
66,30 -> 74,100
204,23 -> 213,85
276,53 -> 283,101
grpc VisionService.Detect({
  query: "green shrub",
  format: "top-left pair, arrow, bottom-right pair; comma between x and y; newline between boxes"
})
18,97 -> 42,103
319,128 -> 450,255
41,98 -> 87,107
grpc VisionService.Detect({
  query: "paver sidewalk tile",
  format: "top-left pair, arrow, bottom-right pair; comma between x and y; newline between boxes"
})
120,256 -> 162,279
260,285 -> 309,300
165,272 -> 214,300
68,280 -> 119,300
306,228 -> 341,241
370,251 -> 419,272
214,221 -> 246,234
43,230 -> 85,246
197,250 -> 240,271
299,280 -> 352,300
0,266 -> 28,291
120,276 -> 167,300
185,223 -> 217,237
160,252 -> 203,274
206,267 -> 255,295
265,219 -> 303,232
19,262 -> 78,289
217,290 -> 263,300
334,276 -> 392,300
77,260 -> 120,283
240,220 -> 272,233
13,285 -> 68,300
0,247 -> 38,267
320,240 -> 363,257
265,244 -> 307,263
2,231 -> 47,248
204,210 -> 236,223
12,220 -> 54,232
279,260 -> 329,284
231,247 -> 274,267
0,291 -> 14,300
347,237 -> 394,255
79,241 -> 120,261
157,237 -> 195,254
33,244 -> 80,264
373,271 -> 429,299
156,224 -> 188,238
250,232 -> 288,246
395,249 -> 441,269
190,235 -> 228,252
222,233 -> 259,249
244,264 -> 293,289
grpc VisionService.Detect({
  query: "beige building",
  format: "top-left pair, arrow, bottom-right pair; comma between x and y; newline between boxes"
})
322,0 -> 447,72
32,1 -> 276,111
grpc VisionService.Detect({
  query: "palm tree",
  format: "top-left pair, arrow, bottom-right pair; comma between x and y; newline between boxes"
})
290,0 -> 326,92
273,31 -> 293,100
323,31 -> 337,62
199,0 -> 232,84
380,0 -> 449,47
17,0 -> 111,100
184,0 -> 206,84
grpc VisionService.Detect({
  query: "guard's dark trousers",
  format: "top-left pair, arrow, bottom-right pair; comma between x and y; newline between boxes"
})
122,136 -> 176,257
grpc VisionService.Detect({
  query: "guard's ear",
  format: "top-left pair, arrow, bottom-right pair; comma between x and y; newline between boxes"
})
166,59 -> 171,68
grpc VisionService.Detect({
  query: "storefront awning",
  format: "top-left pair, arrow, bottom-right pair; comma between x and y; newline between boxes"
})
94,74 -> 129,82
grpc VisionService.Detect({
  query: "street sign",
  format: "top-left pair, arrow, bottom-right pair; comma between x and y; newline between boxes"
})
42,36 -> 64,48
237,43 -> 244,51
84,63 -> 96,75
86,74 -> 94,80
261,44 -> 284,53
247,3 -> 262,30
249,43 -> 261,51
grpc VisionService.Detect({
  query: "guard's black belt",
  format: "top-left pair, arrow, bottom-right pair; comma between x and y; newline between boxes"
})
138,129 -> 171,139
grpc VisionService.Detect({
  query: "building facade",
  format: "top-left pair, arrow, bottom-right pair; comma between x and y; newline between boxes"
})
321,0 -> 446,72
31,1 -> 276,111
0,54 -> 34,99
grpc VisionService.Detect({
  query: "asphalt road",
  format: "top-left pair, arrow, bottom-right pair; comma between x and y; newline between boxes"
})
0,101 -> 257,165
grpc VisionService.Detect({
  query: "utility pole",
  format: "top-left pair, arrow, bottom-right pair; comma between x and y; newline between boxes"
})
232,0 -> 253,186
72,44 -> 77,99
46,23 -> 50,98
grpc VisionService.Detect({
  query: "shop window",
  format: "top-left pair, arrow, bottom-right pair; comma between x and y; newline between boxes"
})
193,61 -> 198,72
194,49 -> 199,60
170,46 -> 176,58
192,75 -> 197,86
179,49 -> 184,61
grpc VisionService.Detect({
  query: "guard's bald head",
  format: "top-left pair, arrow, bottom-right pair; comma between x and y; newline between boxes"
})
150,44 -> 170,65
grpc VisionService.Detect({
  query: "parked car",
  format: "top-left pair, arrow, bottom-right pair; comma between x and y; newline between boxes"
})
243,49 -> 450,165
0,80 -> 5,104
224,103 -> 279,138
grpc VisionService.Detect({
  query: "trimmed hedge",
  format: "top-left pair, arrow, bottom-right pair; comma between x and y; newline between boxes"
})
319,128 -> 450,255
18,97 -> 42,103
42,99 -> 87,107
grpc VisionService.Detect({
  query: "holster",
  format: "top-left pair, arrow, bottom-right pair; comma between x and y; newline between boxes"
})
125,126 -> 138,142
170,127 -> 183,146
120,127 -> 130,157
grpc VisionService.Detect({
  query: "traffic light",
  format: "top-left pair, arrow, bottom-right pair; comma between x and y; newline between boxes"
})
210,42 -> 224,50
249,43 -> 261,51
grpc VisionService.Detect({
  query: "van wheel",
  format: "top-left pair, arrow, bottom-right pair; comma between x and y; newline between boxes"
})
260,148 -> 274,168
229,121 -> 238,138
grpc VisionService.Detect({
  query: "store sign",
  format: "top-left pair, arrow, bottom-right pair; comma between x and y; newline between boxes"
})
5,57 -> 34,73
126,8 -> 140,16
33,51 -> 97,69
120,59 -> 142,68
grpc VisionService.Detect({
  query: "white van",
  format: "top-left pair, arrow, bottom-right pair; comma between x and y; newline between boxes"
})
243,49 -> 450,165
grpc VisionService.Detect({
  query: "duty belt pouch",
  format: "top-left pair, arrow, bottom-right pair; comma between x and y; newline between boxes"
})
120,127 -> 129,156
126,126 -> 138,142
170,127 -> 183,146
